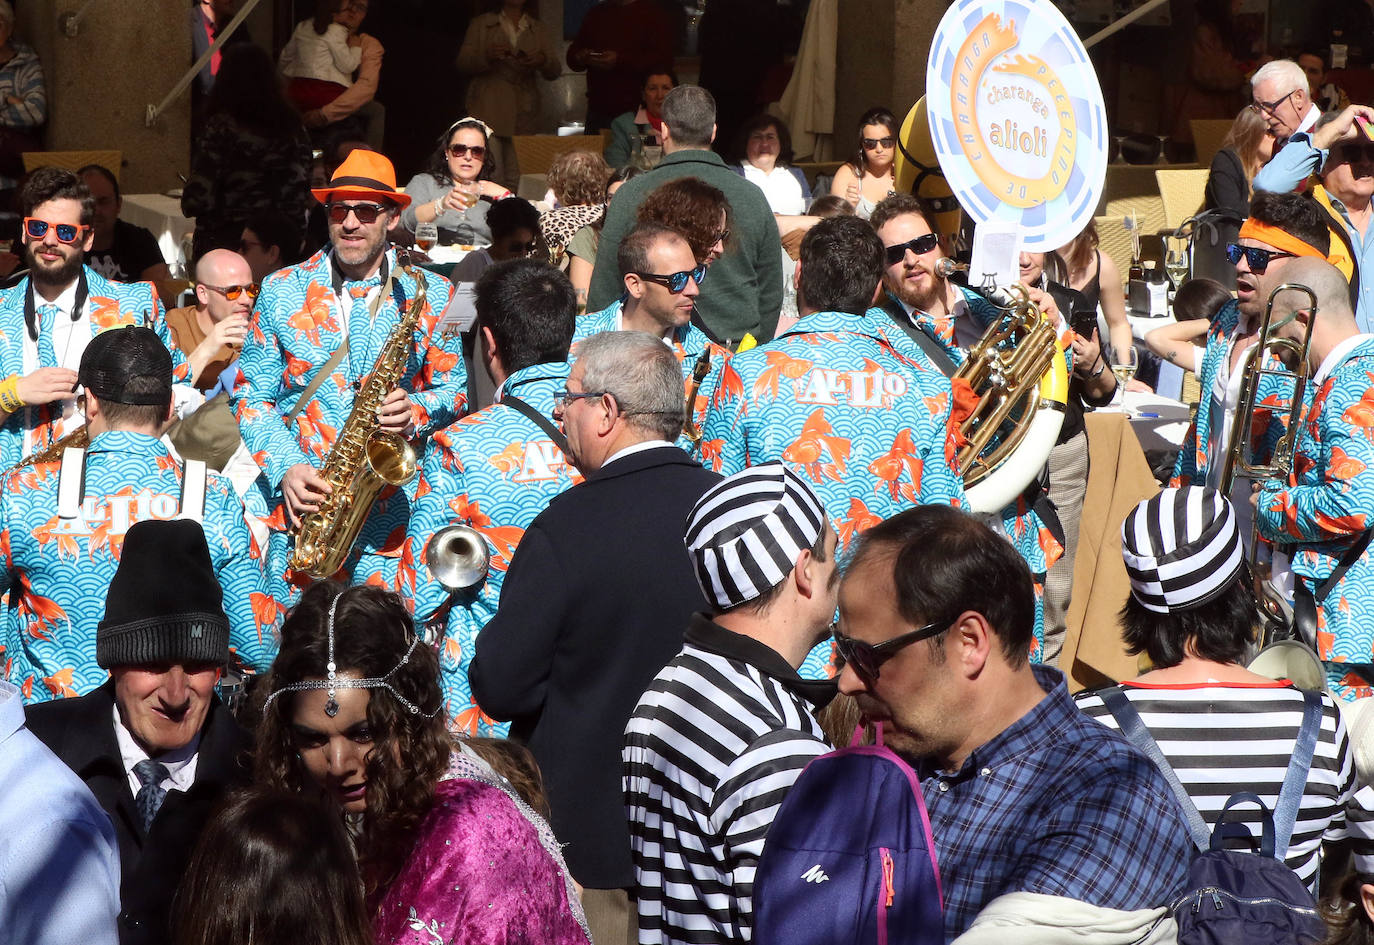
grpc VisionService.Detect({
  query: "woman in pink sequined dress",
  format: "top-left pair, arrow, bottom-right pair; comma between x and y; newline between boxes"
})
255,582 -> 591,945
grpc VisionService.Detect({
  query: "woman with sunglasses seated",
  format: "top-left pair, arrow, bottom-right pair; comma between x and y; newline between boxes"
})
255,582 -> 592,945
400,117 -> 513,248
829,107 -> 897,221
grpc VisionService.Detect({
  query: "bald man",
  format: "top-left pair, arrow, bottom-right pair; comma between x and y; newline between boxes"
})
1253,257 -> 1374,701
166,250 -> 255,391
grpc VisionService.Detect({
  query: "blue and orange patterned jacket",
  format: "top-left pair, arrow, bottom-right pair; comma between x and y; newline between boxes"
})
876,287 -> 1069,579
0,431 -> 276,702
230,247 -> 465,574
0,267 -> 185,467
701,308 -> 965,677
1171,299 -> 1294,488
572,300 -> 730,453
1256,336 -> 1374,698
399,361 -> 579,736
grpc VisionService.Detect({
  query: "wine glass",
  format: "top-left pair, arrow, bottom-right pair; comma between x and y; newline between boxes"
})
414,222 -> 438,254
1112,344 -> 1140,409
1164,237 -> 1190,289
1155,134 -> 1170,165
1112,134 -> 1128,164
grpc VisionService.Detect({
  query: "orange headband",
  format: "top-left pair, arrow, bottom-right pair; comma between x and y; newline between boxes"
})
1238,219 -> 1334,265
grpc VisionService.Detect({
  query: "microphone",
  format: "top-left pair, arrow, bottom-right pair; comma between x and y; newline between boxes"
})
934,257 -> 969,279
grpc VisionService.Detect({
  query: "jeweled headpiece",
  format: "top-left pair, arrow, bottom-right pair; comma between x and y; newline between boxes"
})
263,592 -> 439,718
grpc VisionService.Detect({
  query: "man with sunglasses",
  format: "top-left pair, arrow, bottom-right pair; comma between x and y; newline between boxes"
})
1250,59 -> 1321,146
165,249 -> 253,391
1254,104 -> 1374,329
470,330 -> 720,945
834,504 -> 1192,939
702,214 -> 963,679
575,222 -> 729,451
1169,192 -> 1333,541
587,85 -> 782,343
0,166 -> 188,469
231,149 -> 465,603
624,463 -> 839,944
868,193 -> 1077,663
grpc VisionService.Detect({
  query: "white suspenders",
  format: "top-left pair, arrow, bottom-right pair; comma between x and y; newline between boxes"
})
56,449 -> 209,524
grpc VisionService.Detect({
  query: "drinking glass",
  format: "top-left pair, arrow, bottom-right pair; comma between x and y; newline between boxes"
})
1112,344 -> 1140,397
1164,237 -> 1190,289
415,222 -> 438,253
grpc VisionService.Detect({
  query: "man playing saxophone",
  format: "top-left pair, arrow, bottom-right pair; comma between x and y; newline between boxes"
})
231,150 -> 467,603
1253,257 -> 1374,703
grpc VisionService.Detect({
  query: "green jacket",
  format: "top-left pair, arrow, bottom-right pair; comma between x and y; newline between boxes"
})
588,148 -> 783,342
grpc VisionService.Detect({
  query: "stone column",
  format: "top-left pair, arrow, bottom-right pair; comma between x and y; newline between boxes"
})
834,0 -> 943,155
21,0 -> 192,194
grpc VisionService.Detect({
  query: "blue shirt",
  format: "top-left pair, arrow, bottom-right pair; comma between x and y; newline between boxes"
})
922,666 -> 1192,938
0,680 -> 120,944
1253,131 -> 1374,332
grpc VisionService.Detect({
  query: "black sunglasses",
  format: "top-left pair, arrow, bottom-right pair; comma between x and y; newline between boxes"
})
884,233 -> 940,265
448,144 -> 487,160
634,264 -> 706,293
326,202 -> 389,224
1225,242 -> 1296,274
862,136 -> 896,150
833,619 -> 949,686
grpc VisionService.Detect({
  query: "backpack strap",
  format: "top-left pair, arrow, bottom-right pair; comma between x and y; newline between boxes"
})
1272,689 -> 1323,859
56,446 -> 87,520
1099,685 -> 1211,851
176,459 -> 208,524
500,393 -> 570,456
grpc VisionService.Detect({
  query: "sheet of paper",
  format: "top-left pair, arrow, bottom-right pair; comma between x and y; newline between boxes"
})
970,223 -> 1022,294
436,282 -> 478,335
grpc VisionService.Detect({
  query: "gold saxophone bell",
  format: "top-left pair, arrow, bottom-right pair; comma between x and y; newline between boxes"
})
1219,281 -> 1318,648
11,423 -> 90,469
424,524 -> 491,592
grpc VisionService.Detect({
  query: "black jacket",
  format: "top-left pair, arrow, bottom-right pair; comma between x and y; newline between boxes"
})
469,445 -> 721,889
25,681 -> 252,945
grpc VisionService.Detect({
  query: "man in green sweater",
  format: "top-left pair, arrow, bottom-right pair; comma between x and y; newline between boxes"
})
588,85 -> 783,343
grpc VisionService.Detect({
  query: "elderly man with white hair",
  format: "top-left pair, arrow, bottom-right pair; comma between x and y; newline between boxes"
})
1251,59 -> 1322,145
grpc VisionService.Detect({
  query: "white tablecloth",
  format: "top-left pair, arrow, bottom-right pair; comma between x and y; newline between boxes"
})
1100,390 -> 1191,453
122,193 -> 194,275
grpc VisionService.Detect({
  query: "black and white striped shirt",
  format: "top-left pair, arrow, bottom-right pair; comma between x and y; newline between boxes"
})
1075,681 -> 1374,887
623,615 -> 834,945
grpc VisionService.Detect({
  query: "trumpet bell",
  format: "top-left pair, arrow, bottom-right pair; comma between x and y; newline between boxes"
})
1248,640 -> 1326,692
424,525 -> 491,591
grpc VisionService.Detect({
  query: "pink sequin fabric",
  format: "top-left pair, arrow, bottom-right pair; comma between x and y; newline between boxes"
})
373,754 -> 591,945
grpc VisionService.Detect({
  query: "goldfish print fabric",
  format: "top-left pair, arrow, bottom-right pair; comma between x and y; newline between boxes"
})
399,363 -> 580,736
1255,339 -> 1374,699
1171,299 -> 1294,488
572,300 -> 730,455
231,248 -> 465,599
701,308 -> 965,678
0,267 -> 186,467
0,431 -> 275,702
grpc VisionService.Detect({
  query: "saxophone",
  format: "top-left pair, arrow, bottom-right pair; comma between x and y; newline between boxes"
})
288,252 -> 426,579
11,424 -> 90,469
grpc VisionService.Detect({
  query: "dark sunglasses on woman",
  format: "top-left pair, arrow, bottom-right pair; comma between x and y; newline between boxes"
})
862,136 -> 896,151
448,144 -> 487,160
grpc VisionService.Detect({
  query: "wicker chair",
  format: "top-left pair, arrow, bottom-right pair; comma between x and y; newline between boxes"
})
1190,119 -> 1233,168
22,149 -> 122,182
1155,168 -> 1211,230
509,135 -> 606,176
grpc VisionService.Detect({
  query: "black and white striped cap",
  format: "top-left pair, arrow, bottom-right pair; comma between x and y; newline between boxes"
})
684,463 -> 828,610
1121,486 -> 1245,613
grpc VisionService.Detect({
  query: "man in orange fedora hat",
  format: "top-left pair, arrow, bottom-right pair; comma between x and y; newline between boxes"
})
230,148 -> 467,605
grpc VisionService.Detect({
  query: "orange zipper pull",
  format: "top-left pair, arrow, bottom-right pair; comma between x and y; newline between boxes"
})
882,849 -> 895,907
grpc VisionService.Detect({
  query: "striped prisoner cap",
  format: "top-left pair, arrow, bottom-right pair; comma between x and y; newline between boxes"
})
684,463 -> 827,610
1121,486 -> 1244,613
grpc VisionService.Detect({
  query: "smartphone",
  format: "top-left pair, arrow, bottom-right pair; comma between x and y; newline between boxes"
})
1357,115 -> 1374,142
1070,307 -> 1098,340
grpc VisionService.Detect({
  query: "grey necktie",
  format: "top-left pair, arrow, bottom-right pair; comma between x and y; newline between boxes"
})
133,758 -> 170,832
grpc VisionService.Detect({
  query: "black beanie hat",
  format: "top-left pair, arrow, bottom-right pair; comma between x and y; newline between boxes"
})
96,519 -> 231,669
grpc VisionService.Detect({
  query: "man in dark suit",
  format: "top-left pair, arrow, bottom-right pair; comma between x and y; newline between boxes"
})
26,519 -> 252,945
469,329 -> 721,945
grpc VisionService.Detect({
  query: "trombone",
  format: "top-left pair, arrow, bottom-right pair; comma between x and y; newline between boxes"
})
1219,281 -> 1319,646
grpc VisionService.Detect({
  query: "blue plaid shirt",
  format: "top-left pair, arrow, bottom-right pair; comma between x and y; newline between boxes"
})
921,666 -> 1192,939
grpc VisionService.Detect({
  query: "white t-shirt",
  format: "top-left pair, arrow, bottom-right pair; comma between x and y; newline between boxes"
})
740,163 -> 807,216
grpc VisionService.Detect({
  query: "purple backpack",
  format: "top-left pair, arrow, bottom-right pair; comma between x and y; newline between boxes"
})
752,725 -> 944,945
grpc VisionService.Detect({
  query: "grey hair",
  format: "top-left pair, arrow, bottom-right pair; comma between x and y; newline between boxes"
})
0,2 -> 15,29
578,330 -> 684,441
1251,59 -> 1306,95
661,86 -> 716,148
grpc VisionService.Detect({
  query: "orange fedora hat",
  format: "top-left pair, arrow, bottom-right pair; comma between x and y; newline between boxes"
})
311,148 -> 412,209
